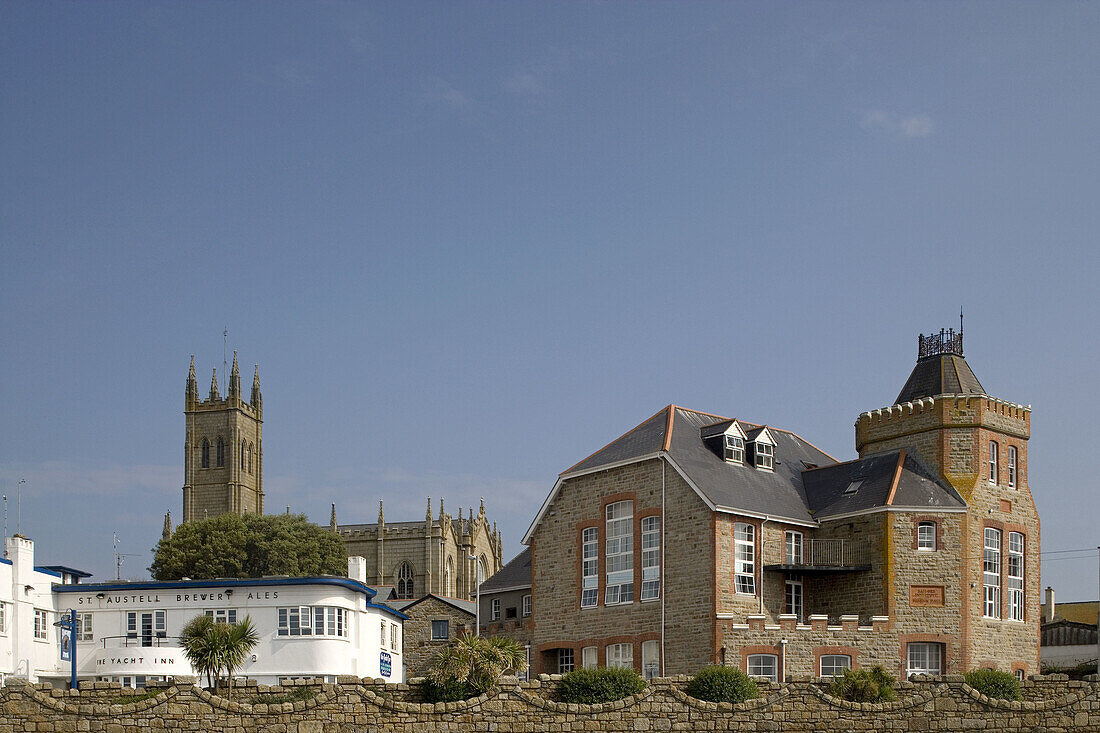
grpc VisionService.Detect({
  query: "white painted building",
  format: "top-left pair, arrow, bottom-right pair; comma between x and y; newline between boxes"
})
1,536 -> 406,687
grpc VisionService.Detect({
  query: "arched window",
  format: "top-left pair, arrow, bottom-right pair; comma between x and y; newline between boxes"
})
240,439 -> 246,470
247,442 -> 254,474
444,557 -> 454,596
216,438 -> 225,467
396,562 -> 414,599
201,439 -> 210,468
477,556 -> 487,584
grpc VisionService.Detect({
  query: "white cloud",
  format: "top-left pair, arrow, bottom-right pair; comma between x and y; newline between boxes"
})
860,109 -> 935,138
899,114 -> 935,138
427,78 -> 473,110
505,72 -> 547,97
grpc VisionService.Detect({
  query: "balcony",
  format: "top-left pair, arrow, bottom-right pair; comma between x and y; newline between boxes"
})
763,538 -> 871,574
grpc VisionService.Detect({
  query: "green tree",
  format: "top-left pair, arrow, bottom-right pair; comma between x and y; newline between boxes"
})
178,613 -> 259,699
150,513 -> 346,580
179,614 -> 220,688
428,634 -> 528,694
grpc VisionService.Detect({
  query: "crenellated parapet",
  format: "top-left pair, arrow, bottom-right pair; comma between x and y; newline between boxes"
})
856,393 -> 1030,455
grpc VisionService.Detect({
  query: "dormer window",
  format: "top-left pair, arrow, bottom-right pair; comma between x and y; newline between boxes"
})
724,434 -> 745,464
747,427 -> 776,471
755,442 -> 774,470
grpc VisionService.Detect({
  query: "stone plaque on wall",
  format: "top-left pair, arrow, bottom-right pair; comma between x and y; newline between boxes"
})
910,585 -> 945,607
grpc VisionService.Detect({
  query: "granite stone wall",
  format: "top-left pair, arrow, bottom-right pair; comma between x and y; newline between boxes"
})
1,674 -> 1096,732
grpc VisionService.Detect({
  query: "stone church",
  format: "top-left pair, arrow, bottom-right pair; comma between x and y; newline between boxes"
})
177,353 -> 503,601
335,499 -> 504,601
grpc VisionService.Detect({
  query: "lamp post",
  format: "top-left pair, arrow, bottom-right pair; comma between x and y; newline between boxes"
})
468,554 -> 481,636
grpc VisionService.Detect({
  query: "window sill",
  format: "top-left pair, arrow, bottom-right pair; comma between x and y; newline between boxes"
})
640,597 -> 660,603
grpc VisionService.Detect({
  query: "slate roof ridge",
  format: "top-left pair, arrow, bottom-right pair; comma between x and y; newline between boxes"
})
671,406 -> 840,463
560,405 -> 672,476
395,593 -> 476,616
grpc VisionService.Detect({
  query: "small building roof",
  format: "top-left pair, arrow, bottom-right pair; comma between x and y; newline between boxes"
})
394,593 -> 476,616
803,450 -> 965,518
480,548 -> 531,593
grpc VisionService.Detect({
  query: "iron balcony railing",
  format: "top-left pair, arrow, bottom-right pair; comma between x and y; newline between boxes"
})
765,538 -> 870,568
99,635 -> 181,649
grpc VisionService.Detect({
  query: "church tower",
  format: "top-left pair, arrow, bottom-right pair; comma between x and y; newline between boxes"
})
855,328 -> 1039,673
182,353 -> 264,522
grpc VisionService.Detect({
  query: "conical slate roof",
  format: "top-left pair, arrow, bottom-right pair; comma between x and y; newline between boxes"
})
895,329 -> 985,404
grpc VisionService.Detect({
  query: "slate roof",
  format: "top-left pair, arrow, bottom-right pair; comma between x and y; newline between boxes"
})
391,593 -> 476,616
895,354 -> 985,404
480,548 -> 531,593
528,405 -> 968,539
802,450 -> 965,519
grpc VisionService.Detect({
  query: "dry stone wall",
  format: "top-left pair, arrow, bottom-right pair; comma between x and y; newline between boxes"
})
1,674 -> 1097,732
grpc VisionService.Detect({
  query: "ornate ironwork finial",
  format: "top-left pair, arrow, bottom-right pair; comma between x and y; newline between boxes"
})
918,328 -> 964,360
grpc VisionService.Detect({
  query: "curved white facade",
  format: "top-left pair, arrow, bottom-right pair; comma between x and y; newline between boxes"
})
1,537 -> 406,687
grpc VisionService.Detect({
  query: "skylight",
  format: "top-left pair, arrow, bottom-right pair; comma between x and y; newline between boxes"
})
844,480 -> 863,495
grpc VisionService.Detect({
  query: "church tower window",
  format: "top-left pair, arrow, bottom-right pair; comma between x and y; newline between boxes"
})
216,438 -> 225,468
201,439 -> 210,469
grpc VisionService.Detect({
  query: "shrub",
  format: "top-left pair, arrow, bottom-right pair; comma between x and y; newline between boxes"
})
685,666 -> 759,703
964,668 -> 1021,700
557,667 -> 647,704
421,676 -> 473,703
827,666 -> 897,702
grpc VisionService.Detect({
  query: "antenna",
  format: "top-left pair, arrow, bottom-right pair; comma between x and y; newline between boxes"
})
2,494 -> 6,539
959,307 -> 964,337
113,532 -> 140,580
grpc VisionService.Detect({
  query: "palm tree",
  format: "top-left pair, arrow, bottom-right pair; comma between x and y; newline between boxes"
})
428,633 -> 528,693
221,616 -> 258,700
179,615 -> 220,688
178,614 -> 260,699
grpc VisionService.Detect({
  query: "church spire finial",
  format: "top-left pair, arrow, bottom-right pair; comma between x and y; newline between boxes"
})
228,351 -> 241,398
251,364 -> 262,415
330,502 -> 338,532
479,497 -> 485,518
209,368 -> 220,400
187,356 -> 198,407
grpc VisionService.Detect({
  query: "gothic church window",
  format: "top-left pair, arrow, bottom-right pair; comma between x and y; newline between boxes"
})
248,442 -> 254,474
217,438 -> 225,467
201,439 -> 210,468
240,440 -> 246,470
396,562 -> 414,599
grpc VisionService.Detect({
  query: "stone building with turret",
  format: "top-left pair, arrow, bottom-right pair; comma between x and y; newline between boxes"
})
181,353 -> 264,523
335,498 -> 503,602
522,329 -> 1040,680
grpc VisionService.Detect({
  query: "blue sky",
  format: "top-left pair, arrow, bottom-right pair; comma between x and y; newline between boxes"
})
2,2 -> 1097,600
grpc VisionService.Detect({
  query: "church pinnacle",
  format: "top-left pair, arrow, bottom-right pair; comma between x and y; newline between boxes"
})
251,365 -> 262,414
186,356 -> 198,406
228,351 -> 241,398
209,368 -> 220,400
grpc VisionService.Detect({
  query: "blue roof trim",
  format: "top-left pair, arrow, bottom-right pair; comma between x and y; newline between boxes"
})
38,565 -> 93,578
34,566 -> 63,578
0,557 -> 11,566
367,601 -> 408,621
53,576 -> 379,600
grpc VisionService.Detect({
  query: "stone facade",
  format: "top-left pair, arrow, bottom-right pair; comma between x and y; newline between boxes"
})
856,395 -> 1040,674
182,354 -> 264,522
338,499 -> 503,602
397,595 -> 475,678
0,675 -> 1096,732
526,334 -> 1041,680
